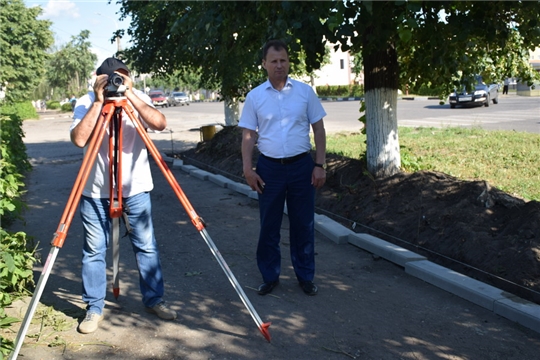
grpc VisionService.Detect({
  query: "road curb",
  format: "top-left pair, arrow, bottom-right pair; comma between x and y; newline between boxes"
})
164,153 -> 540,335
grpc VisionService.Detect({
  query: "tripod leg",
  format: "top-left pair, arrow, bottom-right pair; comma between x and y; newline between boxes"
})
10,104 -> 116,359
121,106 -> 271,342
112,201 -> 121,299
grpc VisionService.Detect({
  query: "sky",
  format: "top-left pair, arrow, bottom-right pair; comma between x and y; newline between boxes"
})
25,0 -> 132,68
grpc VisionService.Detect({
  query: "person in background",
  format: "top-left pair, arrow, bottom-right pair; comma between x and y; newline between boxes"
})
70,57 -> 176,334
70,94 -> 77,112
503,78 -> 509,95
239,39 -> 327,297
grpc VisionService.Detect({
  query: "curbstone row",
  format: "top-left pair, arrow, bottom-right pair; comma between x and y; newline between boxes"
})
163,154 -> 540,335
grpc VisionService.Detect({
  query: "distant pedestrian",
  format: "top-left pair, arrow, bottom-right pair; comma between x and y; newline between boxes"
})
69,95 -> 77,112
503,78 -> 509,95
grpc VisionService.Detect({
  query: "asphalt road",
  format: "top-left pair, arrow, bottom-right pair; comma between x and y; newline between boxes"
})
156,94 -> 540,138
34,94 -> 539,159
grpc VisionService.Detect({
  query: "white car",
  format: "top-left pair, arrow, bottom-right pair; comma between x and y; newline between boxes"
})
169,91 -> 190,106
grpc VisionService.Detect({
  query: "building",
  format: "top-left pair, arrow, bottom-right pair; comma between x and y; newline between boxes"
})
517,47 -> 540,96
311,46 -> 362,87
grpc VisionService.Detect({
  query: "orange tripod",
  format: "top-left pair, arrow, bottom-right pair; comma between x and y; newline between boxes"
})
10,97 -> 270,359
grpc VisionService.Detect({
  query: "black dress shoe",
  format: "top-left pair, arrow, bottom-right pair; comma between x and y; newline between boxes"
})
257,281 -> 279,295
300,281 -> 318,296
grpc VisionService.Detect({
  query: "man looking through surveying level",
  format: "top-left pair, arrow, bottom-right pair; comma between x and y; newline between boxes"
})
70,57 -> 176,334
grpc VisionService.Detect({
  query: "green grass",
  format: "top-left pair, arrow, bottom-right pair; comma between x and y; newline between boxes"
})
325,127 -> 540,201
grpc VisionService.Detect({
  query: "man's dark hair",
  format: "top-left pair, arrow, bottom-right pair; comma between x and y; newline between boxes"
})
262,40 -> 289,59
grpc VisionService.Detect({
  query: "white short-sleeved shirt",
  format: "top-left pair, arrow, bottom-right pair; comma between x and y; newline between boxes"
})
238,77 -> 326,158
70,90 -> 154,198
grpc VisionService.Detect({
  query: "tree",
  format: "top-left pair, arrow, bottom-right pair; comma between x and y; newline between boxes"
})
47,30 -> 97,99
327,1 -> 540,177
0,0 -> 53,103
116,1 -> 540,177
116,0 -> 333,124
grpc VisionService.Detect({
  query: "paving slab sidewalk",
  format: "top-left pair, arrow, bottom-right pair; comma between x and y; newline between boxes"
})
6,113 -> 540,360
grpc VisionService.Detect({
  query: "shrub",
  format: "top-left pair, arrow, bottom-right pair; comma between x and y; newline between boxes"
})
0,110 -> 31,226
315,84 -> 364,98
61,102 -> 72,112
46,101 -> 60,110
0,102 -> 35,358
0,101 -> 37,121
0,110 -> 31,227
411,84 -> 445,97
0,229 -> 36,358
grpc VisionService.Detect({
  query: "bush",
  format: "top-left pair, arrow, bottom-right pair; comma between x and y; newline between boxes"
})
411,84 -> 444,97
0,102 -> 35,358
61,102 -> 72,112
315,84 -> 364,98
46,101 -> 60,110
0,229 -> 36,358
0,101 -> 37,120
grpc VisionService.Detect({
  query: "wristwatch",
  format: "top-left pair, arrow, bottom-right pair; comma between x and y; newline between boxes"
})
314,163 -> 327,170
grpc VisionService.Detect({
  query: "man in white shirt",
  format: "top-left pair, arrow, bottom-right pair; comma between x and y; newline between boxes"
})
239,40 -> 327,296
71,57 -> 176,334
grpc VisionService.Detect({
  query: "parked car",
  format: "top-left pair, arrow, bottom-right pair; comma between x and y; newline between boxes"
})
449,78 -> 499,108
168,91 -> 190,106
149,91 -> 168,108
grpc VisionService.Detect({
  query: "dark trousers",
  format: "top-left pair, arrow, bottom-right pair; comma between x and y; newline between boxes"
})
503,85 -> 509,95
255,153 -> 316,283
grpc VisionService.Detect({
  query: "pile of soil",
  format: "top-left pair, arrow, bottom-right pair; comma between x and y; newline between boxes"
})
176,126 -> 540,305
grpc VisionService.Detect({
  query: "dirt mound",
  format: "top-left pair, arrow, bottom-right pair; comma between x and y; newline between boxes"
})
176,126 -> 540,304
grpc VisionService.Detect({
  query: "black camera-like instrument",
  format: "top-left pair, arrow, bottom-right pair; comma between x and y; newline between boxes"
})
105,73 -> 127,97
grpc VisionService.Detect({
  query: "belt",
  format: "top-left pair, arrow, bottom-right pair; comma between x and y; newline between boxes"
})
261,151 -> 310,164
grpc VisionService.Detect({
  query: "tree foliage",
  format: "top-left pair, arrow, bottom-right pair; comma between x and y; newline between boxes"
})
114,0 -> 540,177
47,30 -> 98,98
326,0 -> 540,177
0,0 -> 54,103
116,0 -> 333,100
327,1 -> 540,93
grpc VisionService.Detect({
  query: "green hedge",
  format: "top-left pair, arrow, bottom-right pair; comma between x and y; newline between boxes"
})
316,84 -> 364,98
61,102 -> 72,112
0,101 -> 36,358
46,100 -> 61,110
315,83 -> 445,98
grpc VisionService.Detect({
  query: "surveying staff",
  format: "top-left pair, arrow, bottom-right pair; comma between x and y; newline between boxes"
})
239,40 -> 327,296
70,57 -> 176,334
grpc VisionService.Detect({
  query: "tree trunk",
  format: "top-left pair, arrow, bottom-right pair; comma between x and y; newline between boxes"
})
364,88 -> 400,177
224,98 -> 239,126
362,8 -> 401,178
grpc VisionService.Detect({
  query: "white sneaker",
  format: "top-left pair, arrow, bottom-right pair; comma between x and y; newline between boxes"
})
145,302 -> 177,320
78,312 -> 103,334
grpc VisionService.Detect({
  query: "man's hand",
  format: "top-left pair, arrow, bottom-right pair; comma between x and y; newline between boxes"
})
93,74 -> 108,104
244,168 -> 265,194
116,72 -> 133,96
311,166 -> 326,189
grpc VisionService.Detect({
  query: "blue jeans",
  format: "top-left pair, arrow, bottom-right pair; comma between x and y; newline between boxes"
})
256,154 -> 316,284
80,192 -> 164,315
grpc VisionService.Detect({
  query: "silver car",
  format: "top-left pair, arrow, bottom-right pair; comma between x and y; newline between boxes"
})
169,91 -> 190,106
449,77 -> 499,108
